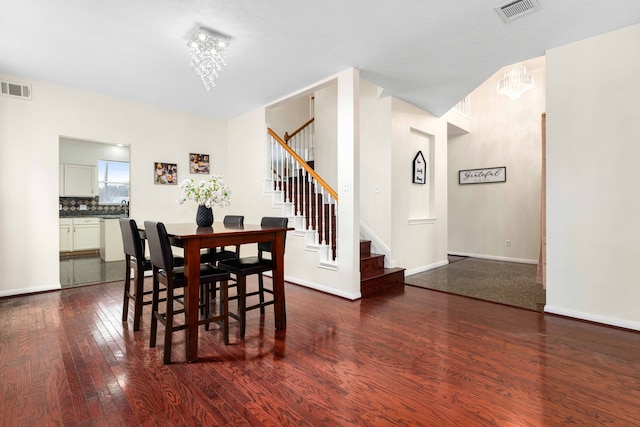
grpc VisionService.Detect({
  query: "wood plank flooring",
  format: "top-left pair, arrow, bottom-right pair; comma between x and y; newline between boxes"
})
1,279 -> 639,426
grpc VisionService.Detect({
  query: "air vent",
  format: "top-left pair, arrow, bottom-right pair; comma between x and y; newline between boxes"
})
495,0 -> 542,23
1,80 -> 32,100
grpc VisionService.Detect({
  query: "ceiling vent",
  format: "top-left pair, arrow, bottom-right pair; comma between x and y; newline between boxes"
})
1,80 -> 32,100
495,0 -> 542,23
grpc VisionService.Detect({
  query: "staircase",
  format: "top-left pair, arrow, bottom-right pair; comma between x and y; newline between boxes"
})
360,240 -> 405,296
268,123 -> 406,297
279,167 -> 337,260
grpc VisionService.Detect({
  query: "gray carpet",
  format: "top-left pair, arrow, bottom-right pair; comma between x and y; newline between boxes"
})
405,257 -> 546,311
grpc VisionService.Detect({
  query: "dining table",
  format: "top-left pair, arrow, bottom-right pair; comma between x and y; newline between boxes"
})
140,221 -> 293,362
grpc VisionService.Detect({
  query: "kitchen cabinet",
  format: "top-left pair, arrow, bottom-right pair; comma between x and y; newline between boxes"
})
59,219 -> 73,252
59,218 -> 100,252
100,218 -> 124,261
60,164 -> 97,197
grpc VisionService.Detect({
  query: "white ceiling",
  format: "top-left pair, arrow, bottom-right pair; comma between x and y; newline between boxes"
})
2,0 -> 640,119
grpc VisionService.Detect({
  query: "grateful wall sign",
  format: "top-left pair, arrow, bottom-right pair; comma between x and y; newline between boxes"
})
458,166 -> 506,185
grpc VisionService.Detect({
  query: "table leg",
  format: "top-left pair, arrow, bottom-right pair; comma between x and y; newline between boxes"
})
272,231 -> 286,330
184,241 -> 201,362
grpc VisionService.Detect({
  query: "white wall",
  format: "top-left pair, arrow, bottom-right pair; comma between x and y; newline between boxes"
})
314,84 -> 338,190
268,95 -> 310,138
0,74 -> 227,296
60,137 -> 129,164
359,80 -> 393,249
545,23 -> 640,330
447,57 -> 545,263
391,98 -> 449,274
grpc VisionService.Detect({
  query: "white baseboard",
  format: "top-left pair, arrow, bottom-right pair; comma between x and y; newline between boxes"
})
405,259 -> 449,277
448,251 -> 538,265
263,272 -> 361,300
0,283 -> 61,298
544,305 -> 640,332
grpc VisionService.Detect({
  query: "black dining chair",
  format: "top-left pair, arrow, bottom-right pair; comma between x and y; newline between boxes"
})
119,219 -> 160,331
120,218 -> 184,331
217,216 -> 289,339
200,215 -> 245,265
144,221 -> 231,364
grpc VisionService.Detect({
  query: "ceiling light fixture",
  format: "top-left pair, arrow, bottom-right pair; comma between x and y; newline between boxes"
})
497,63 -> 534,100
188,27 -> 229,91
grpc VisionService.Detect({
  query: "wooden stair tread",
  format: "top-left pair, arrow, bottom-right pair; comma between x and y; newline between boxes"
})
361,267 -> 405,281
359,239 -> 406,297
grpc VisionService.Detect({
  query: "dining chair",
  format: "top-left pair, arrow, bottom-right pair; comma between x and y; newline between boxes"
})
144,221 -> 230,364
217,216 -> 289,339
119,218 -> 155,331
120,218 -> 185,331
200,215 -> 245,265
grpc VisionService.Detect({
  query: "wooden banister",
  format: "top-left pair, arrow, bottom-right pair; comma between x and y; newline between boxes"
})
268,128 -> 338,200
283,118 -> 315,142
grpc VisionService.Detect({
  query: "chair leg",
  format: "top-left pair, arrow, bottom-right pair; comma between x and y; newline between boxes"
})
221,280 -> 229,345
237,276 -> 247,339
258,273 -> 266,315
149,272 -> 160,348
132,263 -> 144,332
122,257 -> 131,323
204,283 -> 211,331
163,279 -> 174,364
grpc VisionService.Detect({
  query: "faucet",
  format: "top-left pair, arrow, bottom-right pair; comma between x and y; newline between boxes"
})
121,200 -> 129,216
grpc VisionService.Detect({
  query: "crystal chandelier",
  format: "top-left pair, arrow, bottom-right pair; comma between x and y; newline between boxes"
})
188,27 -> 229,91
497,63 -> 534,100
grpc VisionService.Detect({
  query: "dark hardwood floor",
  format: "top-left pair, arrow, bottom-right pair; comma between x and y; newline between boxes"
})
1,278 -> 639,426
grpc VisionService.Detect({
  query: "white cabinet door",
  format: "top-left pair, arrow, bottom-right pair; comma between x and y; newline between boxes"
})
62,164 -> 97,197
59,225 -> 72,251
72,218 -> 100,250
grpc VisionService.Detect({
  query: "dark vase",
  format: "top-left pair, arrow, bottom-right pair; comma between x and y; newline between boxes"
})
196,205 -> 214,227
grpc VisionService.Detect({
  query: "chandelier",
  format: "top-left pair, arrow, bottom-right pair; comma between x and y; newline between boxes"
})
188,27 -> 229,91
497,63 -> 534,100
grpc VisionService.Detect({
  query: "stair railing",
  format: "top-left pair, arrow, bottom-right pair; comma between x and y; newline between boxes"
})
268,128 -> 338,262
283,118 -> 314,163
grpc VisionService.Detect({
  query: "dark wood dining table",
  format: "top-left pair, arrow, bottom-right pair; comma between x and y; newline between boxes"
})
140,221 -> 293,362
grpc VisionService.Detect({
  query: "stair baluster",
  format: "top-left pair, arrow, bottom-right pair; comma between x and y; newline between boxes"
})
267,128 -> 338,262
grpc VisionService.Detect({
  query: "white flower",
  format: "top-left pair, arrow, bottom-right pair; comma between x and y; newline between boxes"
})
176,175 -> 231,209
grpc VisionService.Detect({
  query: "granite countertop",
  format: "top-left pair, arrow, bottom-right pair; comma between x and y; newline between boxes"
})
59,214 -> 128,219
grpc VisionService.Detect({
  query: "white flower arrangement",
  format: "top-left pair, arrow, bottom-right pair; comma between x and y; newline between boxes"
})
177,176 -> 231,208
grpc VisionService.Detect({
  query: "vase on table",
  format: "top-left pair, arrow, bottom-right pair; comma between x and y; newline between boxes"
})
196,205 -> 213,227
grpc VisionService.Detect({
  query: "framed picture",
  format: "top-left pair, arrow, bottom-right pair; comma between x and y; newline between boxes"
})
412,151 -> 426,184
190,153 -> 210,174
459,166 -> 506,185
154,162 -> 177,185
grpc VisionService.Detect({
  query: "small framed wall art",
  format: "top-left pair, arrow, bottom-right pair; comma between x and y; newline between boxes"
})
190,153 -> 210,174
459,166 -> 506,185
412,151 -> 426,184
154,162 -> 177,185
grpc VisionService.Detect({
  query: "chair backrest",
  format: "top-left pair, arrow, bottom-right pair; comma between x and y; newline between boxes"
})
223,215 -> 244,226
144,221 -> 175,271
119,218 -> 144,260
258,217 -> 289,254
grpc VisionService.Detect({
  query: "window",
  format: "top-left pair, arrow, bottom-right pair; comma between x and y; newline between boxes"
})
98,160 -> 129,204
